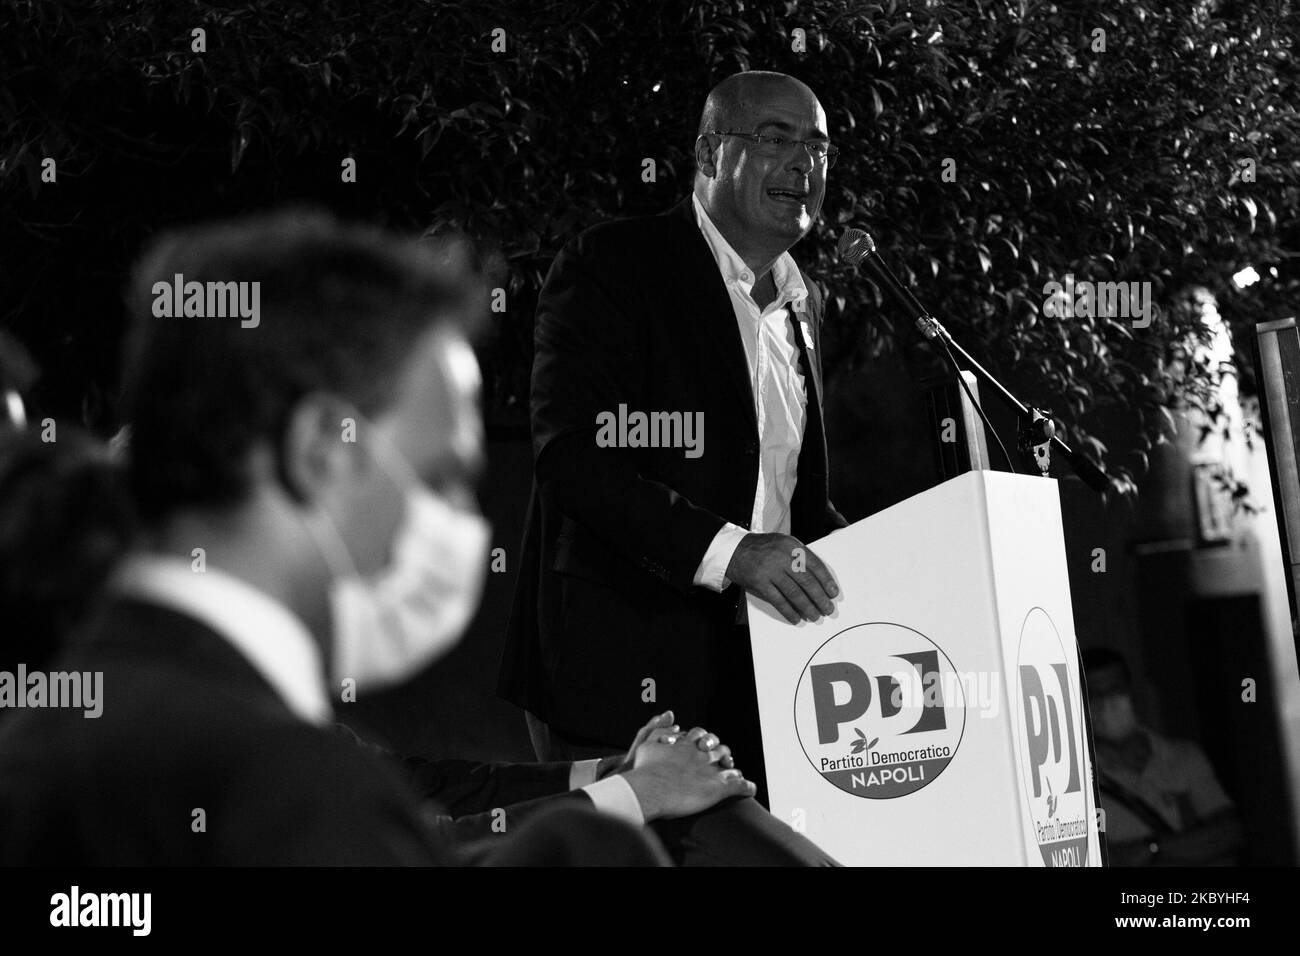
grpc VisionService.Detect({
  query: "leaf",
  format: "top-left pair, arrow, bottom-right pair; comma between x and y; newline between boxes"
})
855,727 -> 867,739
230,126 -> 250,172
867,737 -> 879,751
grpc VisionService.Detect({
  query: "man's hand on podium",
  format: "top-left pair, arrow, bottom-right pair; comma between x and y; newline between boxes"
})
726,532 -> 840,624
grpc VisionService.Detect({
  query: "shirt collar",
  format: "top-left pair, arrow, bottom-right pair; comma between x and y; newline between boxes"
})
110,553 -> 333,725
691,193 -> 808,313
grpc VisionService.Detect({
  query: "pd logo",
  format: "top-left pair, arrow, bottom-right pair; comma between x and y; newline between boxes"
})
794,622 -> 965,799
1015,608 -> 1092,866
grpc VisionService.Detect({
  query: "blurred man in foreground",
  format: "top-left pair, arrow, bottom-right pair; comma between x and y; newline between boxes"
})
0,210 -> 834,865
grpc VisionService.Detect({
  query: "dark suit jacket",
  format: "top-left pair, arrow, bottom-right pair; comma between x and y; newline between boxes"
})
334,722 -> 591,849
500,196 -> 846,745
0,598 -> 587,865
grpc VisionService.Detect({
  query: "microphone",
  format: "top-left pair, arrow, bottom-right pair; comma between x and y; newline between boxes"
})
837,228 -> 943,340
837,227 -> 1110,493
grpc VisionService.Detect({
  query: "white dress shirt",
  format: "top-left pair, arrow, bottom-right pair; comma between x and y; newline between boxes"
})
111,553 -> 334,724
110,553 -> 645,825
690,193 -> 809,591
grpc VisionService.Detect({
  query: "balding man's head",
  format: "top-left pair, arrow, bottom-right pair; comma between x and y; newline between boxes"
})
696,72 -> 820,138
693,72 -> 830,264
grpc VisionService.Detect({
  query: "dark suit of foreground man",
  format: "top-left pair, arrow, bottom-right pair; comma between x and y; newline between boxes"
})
0,592 -> 781,864
501,72 -> 847,798
0,210 -> 835,865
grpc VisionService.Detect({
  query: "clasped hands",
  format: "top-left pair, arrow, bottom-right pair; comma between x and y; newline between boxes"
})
597,710 -> 756,821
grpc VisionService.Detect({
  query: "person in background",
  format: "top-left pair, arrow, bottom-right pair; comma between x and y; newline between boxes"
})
1084,647 -> 1244,866
0,427 -> 134,679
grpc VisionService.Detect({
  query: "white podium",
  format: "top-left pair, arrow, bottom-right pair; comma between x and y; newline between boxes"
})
748,470 -> 1102,866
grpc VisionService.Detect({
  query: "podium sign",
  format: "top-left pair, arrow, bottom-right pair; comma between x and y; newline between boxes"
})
748,471 -> 1102,866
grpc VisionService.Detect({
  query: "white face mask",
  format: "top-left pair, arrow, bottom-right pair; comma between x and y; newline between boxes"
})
304,452 -> 491,693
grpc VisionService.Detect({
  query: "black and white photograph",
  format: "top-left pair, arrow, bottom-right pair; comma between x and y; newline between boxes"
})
0,0 -> 1297,937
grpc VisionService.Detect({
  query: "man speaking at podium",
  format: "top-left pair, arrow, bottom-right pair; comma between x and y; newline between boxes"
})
501,71 -> 848,803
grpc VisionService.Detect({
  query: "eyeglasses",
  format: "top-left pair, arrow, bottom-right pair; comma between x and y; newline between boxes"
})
707,130 -> 839,169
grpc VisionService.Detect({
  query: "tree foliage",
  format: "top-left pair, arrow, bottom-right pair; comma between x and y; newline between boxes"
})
2,0 -> 1297,494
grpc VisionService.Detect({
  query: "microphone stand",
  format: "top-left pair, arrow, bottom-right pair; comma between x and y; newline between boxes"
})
913,313 -> 1110,494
